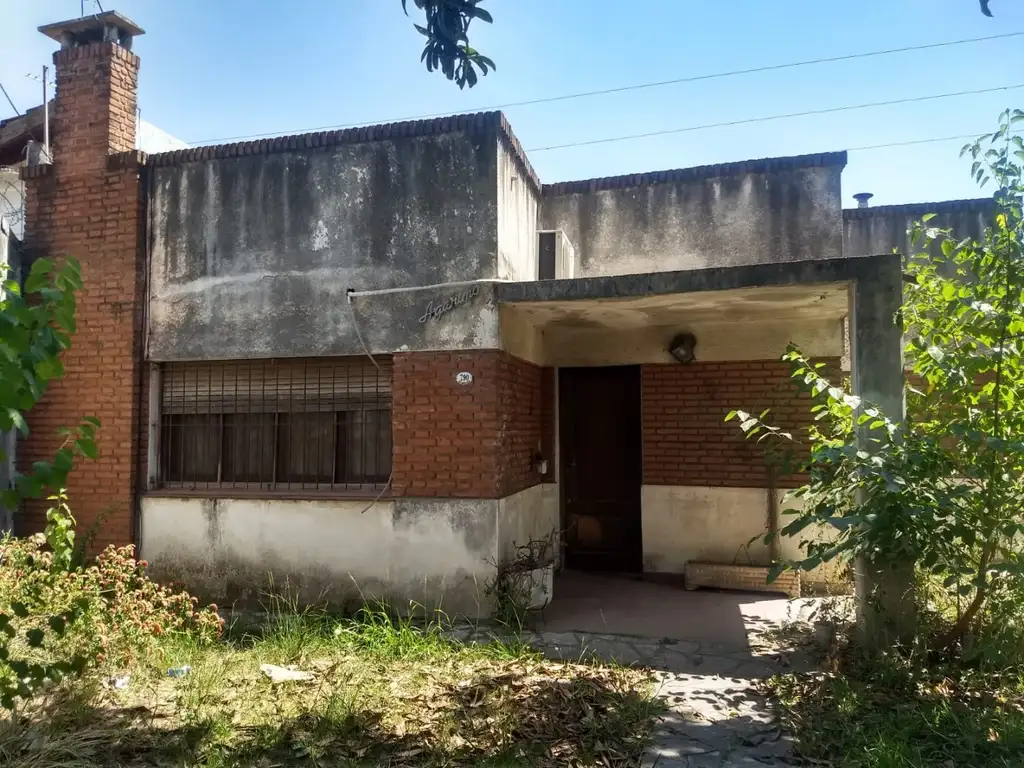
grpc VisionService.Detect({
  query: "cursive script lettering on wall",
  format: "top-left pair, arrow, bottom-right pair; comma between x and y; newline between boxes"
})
418,285 -> 482,323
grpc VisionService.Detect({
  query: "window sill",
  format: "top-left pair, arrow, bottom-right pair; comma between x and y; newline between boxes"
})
144,486 -> 393,502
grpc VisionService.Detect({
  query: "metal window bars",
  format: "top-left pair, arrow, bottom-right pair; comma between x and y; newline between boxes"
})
158,358 -> 392,493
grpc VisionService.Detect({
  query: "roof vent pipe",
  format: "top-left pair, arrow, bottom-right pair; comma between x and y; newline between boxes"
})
853,192 -> 874,208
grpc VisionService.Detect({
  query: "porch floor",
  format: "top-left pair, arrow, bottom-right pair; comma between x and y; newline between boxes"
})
537,570 -> 810,648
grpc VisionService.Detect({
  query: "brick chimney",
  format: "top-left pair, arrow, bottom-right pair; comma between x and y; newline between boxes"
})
19,11 -> 147,552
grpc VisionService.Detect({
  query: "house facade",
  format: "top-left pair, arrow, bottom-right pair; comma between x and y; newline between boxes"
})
16,11 -> 992,615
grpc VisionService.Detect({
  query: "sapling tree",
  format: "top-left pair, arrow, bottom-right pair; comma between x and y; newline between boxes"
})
0,256 -> 98,709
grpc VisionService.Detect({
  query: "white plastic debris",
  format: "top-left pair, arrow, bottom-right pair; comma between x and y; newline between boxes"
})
260,664 -> 314,682
110,675 -> 131,690
166,666 -> 191,678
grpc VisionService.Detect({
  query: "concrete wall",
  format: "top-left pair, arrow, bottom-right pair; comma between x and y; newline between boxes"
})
641,486 -> 841,587
148,131 -> 500,361
140,483 -> 555,617
497,483 -> 559,564
843,201 -> 992,259
541,163 -> 843,278
349,281 -> 500,355
141,495 -> 501,617
500,304 -> 844,367
496,142 -> 539,282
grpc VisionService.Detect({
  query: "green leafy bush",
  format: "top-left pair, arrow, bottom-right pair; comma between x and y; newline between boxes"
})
0,532 -> 221,706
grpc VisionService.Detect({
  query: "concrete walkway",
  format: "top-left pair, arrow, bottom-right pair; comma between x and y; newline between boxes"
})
477,573 -> 842,766
538,571 -> 810,644
530,629 -> 817,767
451,597 -> 836,766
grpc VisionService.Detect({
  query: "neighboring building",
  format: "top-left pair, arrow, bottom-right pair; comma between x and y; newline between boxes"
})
0,101 -> 185,239
16,11 -> 991,615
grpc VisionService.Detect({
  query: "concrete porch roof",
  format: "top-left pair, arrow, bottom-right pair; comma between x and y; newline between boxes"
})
499,282 -> 849,331
496,253 -> 897,307
496,255 -> 894,365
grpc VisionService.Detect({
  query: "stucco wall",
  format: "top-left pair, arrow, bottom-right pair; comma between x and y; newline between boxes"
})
349,280 -> 501,355
497,483 -> 560,565
496,142 -> 539,282
843,202 -> 992,259
148,131 -> 500,361
540,162 -> 843,277
140,484 -> 557,617
641,486 -> 841,587
140,496 -> 500,617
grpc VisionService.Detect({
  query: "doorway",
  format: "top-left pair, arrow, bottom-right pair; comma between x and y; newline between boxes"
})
559,366 -> 643,572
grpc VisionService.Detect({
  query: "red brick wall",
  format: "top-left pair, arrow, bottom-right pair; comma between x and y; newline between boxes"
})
17,42 -> 144,552
496,353 -> 545,496
392,350 -> 549,498
641,360 -> 839,488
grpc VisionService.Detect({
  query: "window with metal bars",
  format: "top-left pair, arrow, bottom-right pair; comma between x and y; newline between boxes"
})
157,358 -> 392,493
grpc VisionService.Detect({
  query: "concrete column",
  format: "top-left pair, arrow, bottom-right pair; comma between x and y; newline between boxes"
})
848,253 -> 915,646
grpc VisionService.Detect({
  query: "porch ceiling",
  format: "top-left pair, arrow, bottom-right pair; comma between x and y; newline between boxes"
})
503,282 -> 849,331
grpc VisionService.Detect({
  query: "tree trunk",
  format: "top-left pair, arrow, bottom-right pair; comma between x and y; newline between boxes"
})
856,558 -> 916,648
766,465 -> 781,563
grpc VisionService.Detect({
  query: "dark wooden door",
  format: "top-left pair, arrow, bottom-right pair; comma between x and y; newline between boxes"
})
560,366 -> 643,572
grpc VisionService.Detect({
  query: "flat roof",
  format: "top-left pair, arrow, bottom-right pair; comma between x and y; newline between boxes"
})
496,253 -> 898,305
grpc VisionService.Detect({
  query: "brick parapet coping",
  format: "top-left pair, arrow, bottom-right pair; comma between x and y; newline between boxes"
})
542,151 -> 848,196
140,110 -> 542,195
842,197 -> 995,219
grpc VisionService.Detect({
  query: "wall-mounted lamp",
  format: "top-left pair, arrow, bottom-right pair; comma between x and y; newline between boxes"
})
668,333 -> 697,364
535,452 -> 549,476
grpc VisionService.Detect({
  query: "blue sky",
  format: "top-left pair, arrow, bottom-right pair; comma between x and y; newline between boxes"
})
2,0 -> 1023,206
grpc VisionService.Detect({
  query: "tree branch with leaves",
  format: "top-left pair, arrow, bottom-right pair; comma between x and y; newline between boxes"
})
402,0 -> 495,89
400,1 -> 995,89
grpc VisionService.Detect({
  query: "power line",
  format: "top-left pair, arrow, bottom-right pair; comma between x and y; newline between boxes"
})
186,30 -> 1024,145
464,31 -> 1024,114
525,83 -> 1024,152
845,133 -> 983,153
0,82 -> 19,116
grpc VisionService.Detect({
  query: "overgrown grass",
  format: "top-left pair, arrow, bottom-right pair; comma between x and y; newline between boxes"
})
769,650 -> 1024,767
0,598 -> 659,768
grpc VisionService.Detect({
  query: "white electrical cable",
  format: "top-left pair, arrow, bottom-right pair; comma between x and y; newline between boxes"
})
345,277 -> 500,513
346,277 -> 509,299
346,288 -> 383,373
